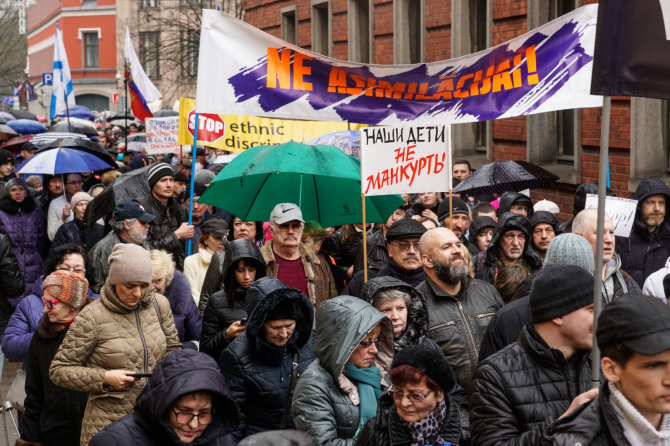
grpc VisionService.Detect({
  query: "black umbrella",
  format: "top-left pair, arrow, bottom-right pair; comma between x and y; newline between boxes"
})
152,109 -> 179,117
49,120 -> 98,136
453,160 -> 560,196
84,166 -> 151,225
35,137 -> 116,167
107,112 -> 135,122
10,109 -> 38,121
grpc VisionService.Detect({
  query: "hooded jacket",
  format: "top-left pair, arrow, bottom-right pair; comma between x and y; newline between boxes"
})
344,258 -> 425,298
51,217 -> 105,256
469,324 -> 592,446
497,191 -> 533,218
89,350 -> 238,446
475,212 -> 542,284
468,216 -> 497,256
0,232 -> 23,334
292,296 -> 394,445
146,195 -> 186,270
615,178 -> 670,287
220,285 -> 316,440
200,239 -> 267,359
49,280 -> 182,445
360,276 -> 429,352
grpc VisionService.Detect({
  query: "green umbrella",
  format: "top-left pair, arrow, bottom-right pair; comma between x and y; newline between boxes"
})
199,140 -> 405,227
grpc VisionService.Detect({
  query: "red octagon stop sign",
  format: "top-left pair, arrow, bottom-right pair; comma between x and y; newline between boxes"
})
187,110 -> 226,144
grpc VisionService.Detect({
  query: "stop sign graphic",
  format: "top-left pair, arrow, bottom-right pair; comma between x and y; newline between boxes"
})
187,110 -> 225,144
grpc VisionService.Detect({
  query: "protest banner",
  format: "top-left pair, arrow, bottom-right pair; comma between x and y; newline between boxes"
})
585,194 -> 637,238
177,97 -> 364,153
146,116 -> 179,155
196,5 -> 601,125
361,124 -> 451,196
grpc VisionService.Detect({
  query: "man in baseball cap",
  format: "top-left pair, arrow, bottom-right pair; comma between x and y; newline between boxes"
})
548,294 -> 670,443
261,203 -> 336,310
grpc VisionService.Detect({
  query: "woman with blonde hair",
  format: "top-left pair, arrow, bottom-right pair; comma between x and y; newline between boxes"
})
184,219 -> 228,307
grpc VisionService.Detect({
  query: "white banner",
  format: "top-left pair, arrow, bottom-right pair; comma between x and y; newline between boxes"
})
585,194 -> 638,238
146,116 -> 179,155
361,124 -> 451,195
196,5 -> 601,125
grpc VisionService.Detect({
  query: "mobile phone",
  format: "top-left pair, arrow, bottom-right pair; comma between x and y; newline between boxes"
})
127,373 -> 152,378
240,318 -> 247,326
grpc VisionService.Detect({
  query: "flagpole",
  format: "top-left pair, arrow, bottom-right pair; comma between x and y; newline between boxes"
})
65,95 -> 71,132
124,75 -> 128,154
187,113 -> 200,256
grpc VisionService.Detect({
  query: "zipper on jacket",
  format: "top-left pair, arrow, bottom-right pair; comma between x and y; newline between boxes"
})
457,301 -> 479,357
135,307 -> 149,374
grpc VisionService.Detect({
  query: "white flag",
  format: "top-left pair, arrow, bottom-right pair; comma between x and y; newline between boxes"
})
50,24 -> 75,120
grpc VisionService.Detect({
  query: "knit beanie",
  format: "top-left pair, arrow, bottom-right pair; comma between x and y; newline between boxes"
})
4,177 -> 26,193
195,169 -> 216,185
108,243 -> 153,285
391,344 -> 456,393
544,233 -> 595,273
71,191 -> 93,209
42,271 -> 89,310
437,196 -> 470,221
147,163 -> 174,190
529,264 -> 594,323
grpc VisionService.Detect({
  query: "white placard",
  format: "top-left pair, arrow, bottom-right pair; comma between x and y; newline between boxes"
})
146,117 -> 179,155
585,194 -> 638,238
360,124 -> 451,196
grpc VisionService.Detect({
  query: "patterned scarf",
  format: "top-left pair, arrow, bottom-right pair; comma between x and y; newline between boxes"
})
403,399 -> 447,446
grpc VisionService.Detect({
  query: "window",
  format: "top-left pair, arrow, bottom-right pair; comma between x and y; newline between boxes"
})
394,0 -> 424,64
140,0 -> 157,7
182,30 -> 198,77
82,31 -> 99,69
312,1 -> 331,56
139,31 -> 160,78
348,0 -> 371,63
281,7 -> 298,45
471,0 -> 488,154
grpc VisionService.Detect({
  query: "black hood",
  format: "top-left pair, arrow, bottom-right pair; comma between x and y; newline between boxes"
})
498,191 -> 533,218
134,350 -> 238,444
573,182 -> 615,216
634,178 -> 670,224
244,277 -> 288,316
245,286 -> 314,362
486,212 -> 534,259
221,238 -> 266,287
529,211 -> 558,232
468,216 -> 497,246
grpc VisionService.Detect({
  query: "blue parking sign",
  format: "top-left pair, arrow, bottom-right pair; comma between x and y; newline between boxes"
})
42,73 -> 53,86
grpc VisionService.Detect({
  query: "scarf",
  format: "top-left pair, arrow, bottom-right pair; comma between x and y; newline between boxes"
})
343,362 -> 382,436
404,399 -> 447,446
610,381 -> 670,445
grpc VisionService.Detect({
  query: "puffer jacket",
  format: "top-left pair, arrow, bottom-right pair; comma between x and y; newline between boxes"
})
418,275 -> 502,393
0,195 -> 46,301
469,324 -> 592,446
163,270 -> 201,350
87,231 -> 150,294
261,240 -> 337,310
344,259 -> 424,298
642,255 -> 670,300
89,350 -> 238,446
360,276 -> 429,352
544,382 -> 628,446
475,212 -> 542,284
220,285 -> 316,440
147,195 -> 186,270
616,178 -> 670,287
200,239 -> 267,359
21,302 -> 93,446
50,217 -> 104,255
198,250 -> 226,315
0,232 -> 23,312
497,191 -> 534,218
292,296 -> 394,445
49,280 -> 182,445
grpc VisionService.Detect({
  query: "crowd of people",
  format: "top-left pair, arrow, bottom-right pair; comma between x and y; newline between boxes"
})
1,136 -> 670,446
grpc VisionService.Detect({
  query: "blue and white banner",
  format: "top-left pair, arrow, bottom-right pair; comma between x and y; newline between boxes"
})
50,24 -> 75,120
196,5 -> 601,125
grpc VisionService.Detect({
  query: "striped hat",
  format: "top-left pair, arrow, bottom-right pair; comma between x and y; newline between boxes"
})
147,163 -> 174,189
42,271 -> 89,310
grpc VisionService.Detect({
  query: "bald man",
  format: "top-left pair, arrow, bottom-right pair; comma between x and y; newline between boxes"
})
417,227 -> 503,392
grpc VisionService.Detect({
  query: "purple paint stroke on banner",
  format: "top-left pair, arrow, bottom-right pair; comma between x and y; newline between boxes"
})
226,20 -> 592,125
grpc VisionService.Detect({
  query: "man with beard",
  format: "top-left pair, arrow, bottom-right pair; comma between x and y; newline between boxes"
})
417,227 -> 502,392
529,211 -> 558,262
437,196 -> 477,256
469,263 -> 598,445
87,202 -> 154,293
616,178 -> 670,287
474,212 -> 542,284
260,203 -> 337,310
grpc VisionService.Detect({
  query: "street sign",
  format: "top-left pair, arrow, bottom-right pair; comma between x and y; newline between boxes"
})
42,73 -> 53,86
2,97 -> 14,106
187,109 -> 225,144
112,93 -> 119,104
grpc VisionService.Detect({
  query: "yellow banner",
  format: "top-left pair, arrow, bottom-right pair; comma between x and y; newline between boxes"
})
177,97 -> 364,153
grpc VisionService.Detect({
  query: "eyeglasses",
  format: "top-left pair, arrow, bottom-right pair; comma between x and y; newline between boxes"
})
171,408 -> 214,425
388,386 -> 432,403
358,337 -> 380,349
41,297 -> 61,310
388,241 -> 420,251
57,266 -> 86,275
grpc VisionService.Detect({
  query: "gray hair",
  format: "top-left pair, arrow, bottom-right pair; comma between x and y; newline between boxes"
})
373,288 -> 411,310
112,217 -> 137,233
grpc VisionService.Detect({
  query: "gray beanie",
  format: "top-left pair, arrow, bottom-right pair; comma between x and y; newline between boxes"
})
544,233 -> 595,273
108,243 -> 153,286
5,177 -> 27,193
194,169 -> 216,185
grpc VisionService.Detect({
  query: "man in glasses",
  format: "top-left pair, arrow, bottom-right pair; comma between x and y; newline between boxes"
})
47,173 -> 83,241
90,349 -> 238,445
343,218 -> 426,298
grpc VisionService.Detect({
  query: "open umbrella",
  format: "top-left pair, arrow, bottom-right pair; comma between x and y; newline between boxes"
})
127,133 -> 147,143
453,160 -> 560,196
16,147 -> 114,175
199,140 -> 405,227
83,166 -> 151,225
49,119 -> 98,136
55,105 -> 96,120
9,109 -> 38,121
0,124 -> 19,141
35,137 -> 116,166
31,132 -> 89,146
0,112 -> 15,124
1,135 -> 35,154
152,109 -> 179,117
6,119 -> 46,135
308,130 -> 361,158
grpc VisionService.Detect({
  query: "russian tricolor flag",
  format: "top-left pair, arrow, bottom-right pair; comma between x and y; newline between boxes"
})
124,25 -> 162,122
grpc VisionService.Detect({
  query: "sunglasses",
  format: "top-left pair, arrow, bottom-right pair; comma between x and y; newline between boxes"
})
358,337 -> 381,349
41,297 -> 61,310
